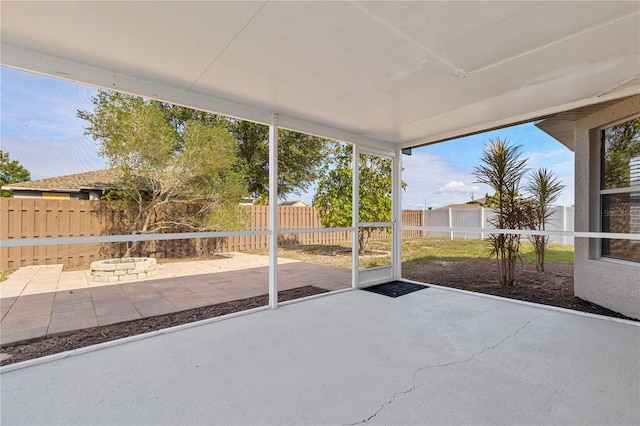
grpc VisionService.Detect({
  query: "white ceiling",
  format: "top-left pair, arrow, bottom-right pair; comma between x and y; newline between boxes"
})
1,1 -> 639,152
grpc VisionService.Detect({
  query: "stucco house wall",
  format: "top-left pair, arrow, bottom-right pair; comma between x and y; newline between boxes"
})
574,95 -> 640,319
9,190 -> 102,200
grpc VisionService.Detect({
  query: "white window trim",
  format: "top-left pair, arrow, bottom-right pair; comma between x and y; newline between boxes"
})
597,116 -> 640,264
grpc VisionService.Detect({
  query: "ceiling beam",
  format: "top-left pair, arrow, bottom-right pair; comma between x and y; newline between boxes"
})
1,44 -> 396,153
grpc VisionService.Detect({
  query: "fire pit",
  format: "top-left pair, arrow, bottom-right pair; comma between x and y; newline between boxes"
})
89,258 -> 158,282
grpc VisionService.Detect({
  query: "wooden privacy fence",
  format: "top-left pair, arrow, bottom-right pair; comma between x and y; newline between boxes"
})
0,198 -> 423,270
1,198 -> 104,270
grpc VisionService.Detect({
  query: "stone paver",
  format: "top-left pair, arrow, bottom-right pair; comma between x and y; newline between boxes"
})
0,253 -> 351,345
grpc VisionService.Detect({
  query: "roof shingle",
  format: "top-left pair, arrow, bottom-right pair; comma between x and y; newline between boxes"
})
1,169 -> 118,193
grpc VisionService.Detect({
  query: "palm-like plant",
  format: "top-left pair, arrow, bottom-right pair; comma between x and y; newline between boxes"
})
474,137 -> 528,286
524,168 -> 564,272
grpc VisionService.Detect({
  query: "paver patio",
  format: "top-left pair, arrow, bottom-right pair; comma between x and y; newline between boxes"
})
0,253 -> 351,346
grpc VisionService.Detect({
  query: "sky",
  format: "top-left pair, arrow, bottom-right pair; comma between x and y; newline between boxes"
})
1,67 -> 107,176
402,124 -> 575,209
1,66 -> 575,208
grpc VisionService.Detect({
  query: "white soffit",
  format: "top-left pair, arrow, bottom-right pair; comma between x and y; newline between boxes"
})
1,1 -> 639,150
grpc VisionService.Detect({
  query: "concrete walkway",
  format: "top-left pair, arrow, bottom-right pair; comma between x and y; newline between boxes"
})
1,287 -> 638,425
0,253 -> 351,345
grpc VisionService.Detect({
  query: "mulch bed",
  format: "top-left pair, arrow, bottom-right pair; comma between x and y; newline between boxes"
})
403,259 -> 637,321
0,286 -> 327,366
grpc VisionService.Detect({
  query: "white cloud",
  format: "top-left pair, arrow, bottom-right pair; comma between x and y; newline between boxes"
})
400,151 -> 491,210
438,181 -> 479,194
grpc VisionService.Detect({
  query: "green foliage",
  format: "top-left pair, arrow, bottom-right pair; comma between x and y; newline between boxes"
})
228,120 -> 330,200
601,117 -> 640,189
473,137 -> 528,286
313,142 -> 354,228
78,91 -> 246,257
0,150 -> 31,197
154,101 -> 227,132
474,138 -> 567,283
79,90 -> 330,201
313,143 -> 397,253
523,168 -> 564,272
401,237 -> 574,264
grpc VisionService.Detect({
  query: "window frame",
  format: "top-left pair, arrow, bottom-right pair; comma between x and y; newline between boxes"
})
598,115 -> 640,264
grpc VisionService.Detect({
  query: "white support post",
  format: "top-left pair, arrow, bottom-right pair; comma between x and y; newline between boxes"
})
480,207 -> 485,240
449,207 -> 454,240
423,208 -> 428,237
392,147 -> 402,280
562,205 -> 568,245
352,144 -> 359,289
269,113 -> 278,309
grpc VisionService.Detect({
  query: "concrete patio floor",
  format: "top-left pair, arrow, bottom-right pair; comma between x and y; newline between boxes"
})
0,253 -> 351,346
1,285 -> 638,425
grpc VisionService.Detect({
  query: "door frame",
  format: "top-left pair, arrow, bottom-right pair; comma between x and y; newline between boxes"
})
352,145 -> 401,288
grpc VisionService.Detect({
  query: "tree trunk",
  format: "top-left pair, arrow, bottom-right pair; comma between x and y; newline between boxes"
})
535,236 -> 545,273
358,230 -> 367,255
124,204 -> 155,258
123,242 -> 138,258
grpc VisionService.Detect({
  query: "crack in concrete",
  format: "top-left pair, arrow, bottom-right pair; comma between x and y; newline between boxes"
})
86,378 -> 130,417
345,312 -> 547,425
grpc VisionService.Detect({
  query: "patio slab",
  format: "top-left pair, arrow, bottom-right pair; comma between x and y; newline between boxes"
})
1,287 -> 638,425
0,253 -> 351,345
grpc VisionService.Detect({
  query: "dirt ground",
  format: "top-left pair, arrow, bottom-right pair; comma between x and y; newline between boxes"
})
403,259 -> 635,320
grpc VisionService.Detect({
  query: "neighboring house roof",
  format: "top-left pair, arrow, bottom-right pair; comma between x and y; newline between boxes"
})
437,197 -> 487,210
1,169 -> 119,194
279,200 -> 309,207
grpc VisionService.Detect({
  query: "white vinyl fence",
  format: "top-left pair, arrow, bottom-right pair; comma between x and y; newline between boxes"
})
423,206 -> 574,245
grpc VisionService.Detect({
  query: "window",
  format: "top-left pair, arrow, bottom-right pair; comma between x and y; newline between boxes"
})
600,116 -> 640,263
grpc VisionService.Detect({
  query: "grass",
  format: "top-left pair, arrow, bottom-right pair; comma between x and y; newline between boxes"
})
0,268 -> 18,282
400,237 -> 574,264
248,236 -> 574,269
518,242 -> 574,264
247,242 -> 390,269
246,244 -> 353,268
400,238 -> 490,262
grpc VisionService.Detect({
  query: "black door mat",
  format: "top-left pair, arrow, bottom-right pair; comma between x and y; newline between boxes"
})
361,281 -> 428,298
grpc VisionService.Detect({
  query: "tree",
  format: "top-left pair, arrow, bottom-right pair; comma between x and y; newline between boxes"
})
473,137 -> 528,286
0,151 -> 31,197
78,92 -> 246,257
228,120 -> 330,201
80,90 -> 330,202
600,117 -> 639,260
313,142 -> 398,253
523,168 -> 564,273
601,117 -> 640,189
